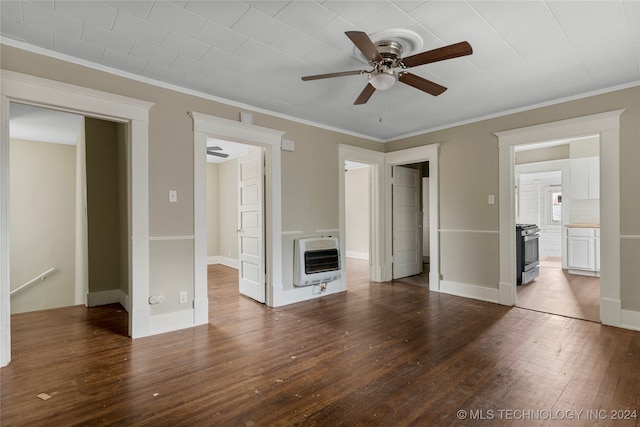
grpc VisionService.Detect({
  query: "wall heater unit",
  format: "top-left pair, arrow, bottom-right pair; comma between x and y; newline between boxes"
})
294,237 -> 340,286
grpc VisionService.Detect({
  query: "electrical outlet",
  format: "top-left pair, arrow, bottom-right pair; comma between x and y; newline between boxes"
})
149,294 -> 164,305
179,291 -> 188,304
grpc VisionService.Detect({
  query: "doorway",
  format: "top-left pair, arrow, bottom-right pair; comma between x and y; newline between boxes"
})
496,109 -> 622,328
1,72 -> 153,366
339,143 -> 440,289
205,138 -> 266,303
344,160 -> 372,281
191,112 -> 284,310
514,153 -> 601,322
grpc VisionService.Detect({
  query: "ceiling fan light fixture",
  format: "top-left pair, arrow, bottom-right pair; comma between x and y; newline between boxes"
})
369,71 -> 397,91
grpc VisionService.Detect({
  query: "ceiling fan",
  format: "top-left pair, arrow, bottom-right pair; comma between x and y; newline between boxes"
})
206,146 -> 229,158
301,31 -> 473,105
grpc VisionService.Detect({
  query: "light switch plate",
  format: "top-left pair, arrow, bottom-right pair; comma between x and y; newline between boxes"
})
488,195 -> 495,205
169,190 -> 177,203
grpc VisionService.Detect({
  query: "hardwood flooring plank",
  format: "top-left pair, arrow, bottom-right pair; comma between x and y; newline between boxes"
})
1,260 -> 639,426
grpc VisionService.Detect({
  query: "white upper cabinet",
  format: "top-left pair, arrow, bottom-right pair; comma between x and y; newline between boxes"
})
571,156 -> 599,200
588,156 -> 599,199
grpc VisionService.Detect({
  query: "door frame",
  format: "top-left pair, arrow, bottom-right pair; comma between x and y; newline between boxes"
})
495,109 -> 624,327
191,112 -> 284,311
1,70 -> 153,367
339,145 -> 385,282
338,143 -> 441,289
385,144 -> 441,290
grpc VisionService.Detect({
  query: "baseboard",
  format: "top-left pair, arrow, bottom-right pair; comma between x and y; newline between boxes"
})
87,289 -> 130,311
149,309 -> 195,335
439,280 -> 500,304
207,256 -> 239,269
498,281 -> 516,306
345,250 -> 369,261
568,269 -> 600,277
601,297 -> 622,327
87,289 -> 122,308
621,309 -> 640,331
273,277 -> 345,307
119,290 -> 130,312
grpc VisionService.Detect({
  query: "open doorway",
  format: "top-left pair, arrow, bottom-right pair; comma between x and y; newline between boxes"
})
344,160 -> 372,282
390,162 -> 430,287
205,138 -> 266,303
2,73 -> 152,366
8,103 -> 130,353
339,143 -> 440,289
513,136 -> 601,322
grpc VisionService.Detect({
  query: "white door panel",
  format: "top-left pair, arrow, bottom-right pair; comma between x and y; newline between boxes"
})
392,166 -> 422,279
238,148 -> 265,303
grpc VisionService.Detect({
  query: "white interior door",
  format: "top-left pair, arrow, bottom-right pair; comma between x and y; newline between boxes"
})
392,166 -> 422,279
238,148 -> 265,303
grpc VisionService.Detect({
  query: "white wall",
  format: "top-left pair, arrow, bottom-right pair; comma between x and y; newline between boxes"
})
345,167 -> 369,260
10,139 -> 76,313
206,157 -> 239,267
206,162 -> 219,258
218,158 -> 239,261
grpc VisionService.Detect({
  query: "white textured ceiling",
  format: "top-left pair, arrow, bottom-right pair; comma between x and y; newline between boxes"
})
1,1 -> 639,141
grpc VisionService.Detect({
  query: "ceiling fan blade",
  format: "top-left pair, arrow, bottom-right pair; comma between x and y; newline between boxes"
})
399,73 -> 447,96
345,31 -> 383,63
207,147 -> 229,158
354,83 -> 376,105
207,150 -> 229,158
301,70 -> 365,81
402,41 -> 473,68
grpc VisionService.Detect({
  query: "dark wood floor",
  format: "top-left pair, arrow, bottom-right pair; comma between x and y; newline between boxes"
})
517,257 -> 600,322
2,259 -> 639,426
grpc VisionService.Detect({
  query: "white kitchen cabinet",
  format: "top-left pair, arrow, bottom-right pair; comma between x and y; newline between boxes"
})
571,157 -> 599,199
567,227 -> 600,274
588,157 -> 599,199
595,229 -> 600,271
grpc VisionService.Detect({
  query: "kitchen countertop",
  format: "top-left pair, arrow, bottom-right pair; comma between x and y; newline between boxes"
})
565,223 -> 600,228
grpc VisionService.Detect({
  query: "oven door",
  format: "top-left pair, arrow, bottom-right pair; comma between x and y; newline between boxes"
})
523,233 -> 539,270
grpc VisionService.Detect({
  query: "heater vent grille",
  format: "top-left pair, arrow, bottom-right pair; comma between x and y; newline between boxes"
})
294,238 -> 340,286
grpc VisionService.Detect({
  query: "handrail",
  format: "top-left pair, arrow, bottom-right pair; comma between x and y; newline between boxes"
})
10,268 -> 56,296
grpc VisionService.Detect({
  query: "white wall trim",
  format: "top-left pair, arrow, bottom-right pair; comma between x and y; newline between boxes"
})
339,144 -> 385,283
384,144 -> 440,291
207,256 -> 239,269
316,229 -> 339,234
495,109 -> 624,328
440,280 -> 500,304
439,229 -> 500,234
149,308 -> 196,336
0,70 -> 153,367
87,289 -> 129,311
191,112 -> 285,310
149,235 -> 195,241
621,309 -> 640,331
346,251 -> 369,261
